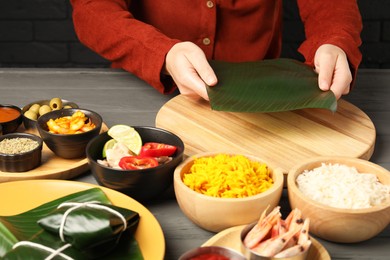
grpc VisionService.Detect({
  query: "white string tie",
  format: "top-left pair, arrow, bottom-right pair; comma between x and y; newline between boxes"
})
12,241 -> 73,260
57,201 -> 127,242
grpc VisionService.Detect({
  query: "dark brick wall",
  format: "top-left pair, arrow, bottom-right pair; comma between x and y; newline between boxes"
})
0,0 -> 108,67
0,0 -> 388,68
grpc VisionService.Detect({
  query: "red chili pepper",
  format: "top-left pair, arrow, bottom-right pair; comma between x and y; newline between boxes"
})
118,156 -> 159,170
139,142 -> 177,157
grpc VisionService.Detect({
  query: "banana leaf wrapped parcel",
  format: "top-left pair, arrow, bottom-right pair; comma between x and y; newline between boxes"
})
0,188 -> 143,260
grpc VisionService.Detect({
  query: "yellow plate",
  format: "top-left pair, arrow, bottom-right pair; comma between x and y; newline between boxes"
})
202,225 -> 331,260
0,180 -> 165,260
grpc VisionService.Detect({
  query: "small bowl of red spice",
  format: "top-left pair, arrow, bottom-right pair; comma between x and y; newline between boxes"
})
179,246 -> 246,260
0,104 -> 23,134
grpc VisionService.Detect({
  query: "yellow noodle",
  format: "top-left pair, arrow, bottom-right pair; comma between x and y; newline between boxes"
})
183,154 -> 273,198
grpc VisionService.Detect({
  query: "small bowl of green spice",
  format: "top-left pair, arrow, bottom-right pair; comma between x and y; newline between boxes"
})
0,133 -> 43,172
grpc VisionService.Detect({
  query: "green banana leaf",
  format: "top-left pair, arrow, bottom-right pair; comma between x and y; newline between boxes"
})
3,229 -> 143,260
38,202 -> 140,251
0,188 -> 143,260
0,222 -> 17,257
207,58 -> 337,112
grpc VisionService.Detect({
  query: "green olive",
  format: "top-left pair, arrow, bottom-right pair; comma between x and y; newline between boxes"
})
24,110 -> 38,121
29,103 -> 41,114
49,98 -> 63,110
63,105 -> 73,109
39,105 -> 52,116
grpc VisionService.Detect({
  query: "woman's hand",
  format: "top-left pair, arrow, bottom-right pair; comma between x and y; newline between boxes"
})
314,44 -> 353,100
164,42 -> 217,100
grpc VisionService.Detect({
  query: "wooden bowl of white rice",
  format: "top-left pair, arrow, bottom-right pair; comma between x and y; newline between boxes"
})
287,156 -> 390,243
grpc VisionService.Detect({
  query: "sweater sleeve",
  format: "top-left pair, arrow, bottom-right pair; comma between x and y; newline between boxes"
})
70,0 -> 180,94
296,0 -> 362,82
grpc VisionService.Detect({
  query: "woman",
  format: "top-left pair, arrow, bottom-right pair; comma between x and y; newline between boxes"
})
70,0 -> 362,100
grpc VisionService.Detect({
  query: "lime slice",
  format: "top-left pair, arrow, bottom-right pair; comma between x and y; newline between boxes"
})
107,125 -> 142,155
102,139 -> 117,158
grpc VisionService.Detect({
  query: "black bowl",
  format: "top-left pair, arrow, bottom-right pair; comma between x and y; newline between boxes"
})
0,133 -> 43,172
37,108 -> 102,159
86,126 -> 185,201
0,104 -> 23,134
22,99 -> 79,133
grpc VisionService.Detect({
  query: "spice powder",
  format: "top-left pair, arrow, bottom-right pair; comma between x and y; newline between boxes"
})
0,138 -> 39,154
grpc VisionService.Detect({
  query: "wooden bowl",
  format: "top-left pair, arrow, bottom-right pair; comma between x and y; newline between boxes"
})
174,152 -> 284,232
287,156 -> 390,243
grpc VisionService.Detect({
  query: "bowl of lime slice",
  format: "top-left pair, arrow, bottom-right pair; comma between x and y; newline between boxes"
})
86,125 -> 185,201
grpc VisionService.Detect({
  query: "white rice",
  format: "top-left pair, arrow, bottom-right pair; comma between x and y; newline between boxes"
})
296,163 -> 390,209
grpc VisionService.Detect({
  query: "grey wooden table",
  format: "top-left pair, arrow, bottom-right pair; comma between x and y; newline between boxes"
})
0,68 -> 389,260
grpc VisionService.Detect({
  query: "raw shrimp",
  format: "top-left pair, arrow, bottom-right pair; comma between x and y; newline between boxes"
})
243,206 -> 312,257
243,206 -> 281,249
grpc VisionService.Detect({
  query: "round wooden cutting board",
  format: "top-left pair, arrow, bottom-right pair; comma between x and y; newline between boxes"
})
156,95 -> 376,175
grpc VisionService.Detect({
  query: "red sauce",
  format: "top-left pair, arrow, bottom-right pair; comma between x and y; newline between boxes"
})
0,107 -> 21,123
190,253 -> 230,260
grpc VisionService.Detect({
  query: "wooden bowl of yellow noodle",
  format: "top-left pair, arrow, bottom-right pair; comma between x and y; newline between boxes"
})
288,156 -> 390,243
173,152 -> 284,232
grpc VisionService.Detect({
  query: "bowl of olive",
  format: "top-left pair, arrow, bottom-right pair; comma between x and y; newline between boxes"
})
22,98 -> 78,133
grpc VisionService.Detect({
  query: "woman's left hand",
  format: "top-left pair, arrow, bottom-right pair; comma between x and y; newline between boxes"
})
314,44 -> 352,100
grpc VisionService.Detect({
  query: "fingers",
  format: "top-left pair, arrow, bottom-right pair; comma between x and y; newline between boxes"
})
330,58 -> 352,99
314,44 -> 352,100
165,42 -> 217,100
187,50 -> 217,87
314,50 -> 334,92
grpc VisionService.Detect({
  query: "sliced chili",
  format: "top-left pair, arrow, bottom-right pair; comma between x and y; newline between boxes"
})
118,156 -> 159,170
139,142 -> 177,157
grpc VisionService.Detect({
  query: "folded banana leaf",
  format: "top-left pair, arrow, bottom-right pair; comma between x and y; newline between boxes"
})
207,58 -> 337,112
0,188 -> 143,260
3,230 -> 91,259
3,228 -> 141,260
38,202 -> 140,252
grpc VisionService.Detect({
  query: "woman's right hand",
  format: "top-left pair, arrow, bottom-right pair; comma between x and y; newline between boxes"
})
164,42 -> 218,100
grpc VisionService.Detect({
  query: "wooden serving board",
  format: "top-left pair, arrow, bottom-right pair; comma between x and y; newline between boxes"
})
0,124 -> 108,183
156,95 -> 376,175
202,225 -> 331,260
